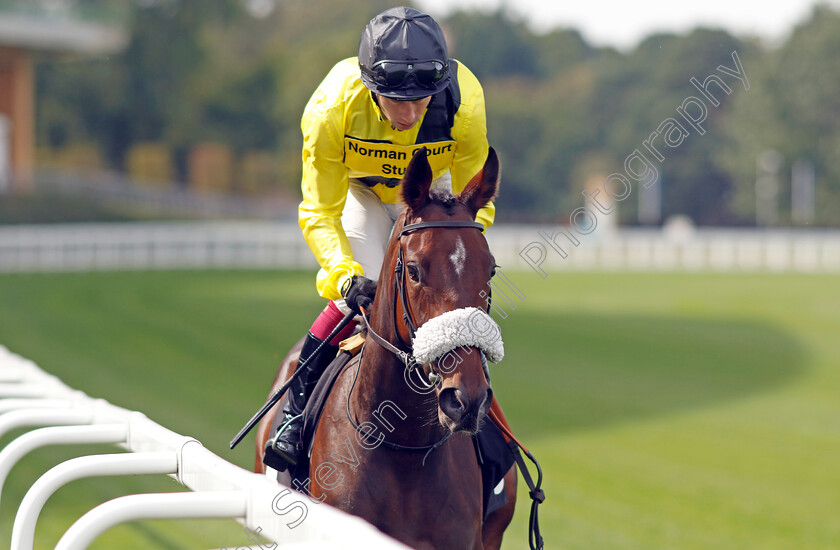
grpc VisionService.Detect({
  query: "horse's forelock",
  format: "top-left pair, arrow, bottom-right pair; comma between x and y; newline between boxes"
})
428,188 -> 458,216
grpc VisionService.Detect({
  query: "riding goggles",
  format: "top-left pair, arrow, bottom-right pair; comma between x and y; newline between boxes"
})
362,59 -> 448,91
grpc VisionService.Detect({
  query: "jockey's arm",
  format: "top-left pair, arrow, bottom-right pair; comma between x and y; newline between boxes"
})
298,97 -> 364,301
448,62 -> 495,231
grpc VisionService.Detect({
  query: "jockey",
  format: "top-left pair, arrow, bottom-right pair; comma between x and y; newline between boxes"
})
272,6 -> 495,470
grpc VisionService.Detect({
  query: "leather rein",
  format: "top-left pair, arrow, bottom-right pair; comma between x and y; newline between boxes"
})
347,218 -> 485,460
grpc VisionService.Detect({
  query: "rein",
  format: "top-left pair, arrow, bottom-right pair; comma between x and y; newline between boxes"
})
344,344 -> 451,465
345,218 -> 484,463
360,216 -> 545,549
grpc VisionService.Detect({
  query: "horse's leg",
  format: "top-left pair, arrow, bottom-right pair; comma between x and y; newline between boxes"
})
481,463 -> 517,550
253,338 -> 305,474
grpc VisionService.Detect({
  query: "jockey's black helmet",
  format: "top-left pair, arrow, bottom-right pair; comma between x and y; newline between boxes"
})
358,7 -> 451,100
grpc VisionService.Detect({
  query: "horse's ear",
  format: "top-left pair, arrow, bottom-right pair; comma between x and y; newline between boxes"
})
459,147 -> 500,214
401,147 -> 433,213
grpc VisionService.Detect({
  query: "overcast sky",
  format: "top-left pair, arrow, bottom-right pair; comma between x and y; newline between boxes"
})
415,0 -> 840,50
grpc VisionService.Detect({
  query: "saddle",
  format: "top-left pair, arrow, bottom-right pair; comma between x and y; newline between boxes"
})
266,332 -> 514,520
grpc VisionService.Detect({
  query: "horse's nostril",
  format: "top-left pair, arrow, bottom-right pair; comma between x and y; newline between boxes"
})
482,388 -> 494,414
439,388 -> 465,421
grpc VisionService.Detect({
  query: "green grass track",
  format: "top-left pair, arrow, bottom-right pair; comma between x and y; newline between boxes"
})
0,270 -> 838,549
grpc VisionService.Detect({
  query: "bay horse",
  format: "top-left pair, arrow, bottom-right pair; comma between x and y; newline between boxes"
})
256,147 -> 517,549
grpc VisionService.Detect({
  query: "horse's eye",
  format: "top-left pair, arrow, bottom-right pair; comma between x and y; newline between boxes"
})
490,263 -> 499,278
407,263 -> 421,283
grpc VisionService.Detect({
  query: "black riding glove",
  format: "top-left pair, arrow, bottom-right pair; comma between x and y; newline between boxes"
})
342,275 -> 377,315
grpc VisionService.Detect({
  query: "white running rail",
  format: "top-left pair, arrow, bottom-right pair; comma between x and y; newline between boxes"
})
0,345 -> 408,550
1,222 -> 838,274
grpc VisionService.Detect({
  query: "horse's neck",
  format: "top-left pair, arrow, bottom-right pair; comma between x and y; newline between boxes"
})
355,328 -> 445,448
351,214 -> 446,447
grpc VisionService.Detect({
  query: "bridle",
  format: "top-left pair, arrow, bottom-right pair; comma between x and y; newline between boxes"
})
363,218 -> 485,370
347,217 -> 485,460
345,216 -> 545,548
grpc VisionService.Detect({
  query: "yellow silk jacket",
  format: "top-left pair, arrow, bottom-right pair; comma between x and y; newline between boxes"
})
299,56 -> 494,299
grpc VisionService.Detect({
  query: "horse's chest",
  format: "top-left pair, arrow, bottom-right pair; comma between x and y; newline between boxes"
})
315,454 -> 483,549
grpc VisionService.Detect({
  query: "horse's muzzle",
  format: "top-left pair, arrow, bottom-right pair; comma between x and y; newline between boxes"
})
438,385 -> 493,434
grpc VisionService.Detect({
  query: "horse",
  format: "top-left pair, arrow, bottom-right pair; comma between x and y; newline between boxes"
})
255,147 -> 517,550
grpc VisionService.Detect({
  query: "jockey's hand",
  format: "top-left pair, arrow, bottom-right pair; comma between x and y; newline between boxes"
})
342,275 -> 377,315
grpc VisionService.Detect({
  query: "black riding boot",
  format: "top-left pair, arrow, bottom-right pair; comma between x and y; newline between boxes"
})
267,332 -> 338,471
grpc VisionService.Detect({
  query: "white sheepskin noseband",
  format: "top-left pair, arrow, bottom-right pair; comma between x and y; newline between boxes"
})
412,307 -> 504,365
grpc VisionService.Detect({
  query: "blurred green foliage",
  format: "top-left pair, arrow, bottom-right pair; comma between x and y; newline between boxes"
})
25,0 -> 840,225
0,0 -> 129,23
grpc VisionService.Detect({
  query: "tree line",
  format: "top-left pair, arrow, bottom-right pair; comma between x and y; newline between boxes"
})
31,0 -> 840,225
